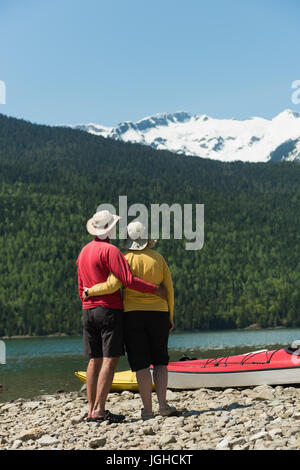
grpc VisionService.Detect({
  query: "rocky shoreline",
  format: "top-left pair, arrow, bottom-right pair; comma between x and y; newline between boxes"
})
1,384 -> 300,450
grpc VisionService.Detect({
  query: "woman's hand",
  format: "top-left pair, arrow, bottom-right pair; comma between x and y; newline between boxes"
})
82,287 -> 89,301
155,284 -> 167,301
169,321 -> 174,332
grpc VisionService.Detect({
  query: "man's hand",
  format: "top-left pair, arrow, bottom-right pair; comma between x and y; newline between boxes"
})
155,284 -> 167,301
169,321 -> 174,332
82,287 -> 89,301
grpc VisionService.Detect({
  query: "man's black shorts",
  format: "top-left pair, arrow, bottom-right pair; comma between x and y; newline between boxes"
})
124,310 -> 170,372
82,306 -> 125,359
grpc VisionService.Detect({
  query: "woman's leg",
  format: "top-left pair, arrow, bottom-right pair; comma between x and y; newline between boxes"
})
148,313 -> 177,415
125,311 -> 152,415
152,364 -> 168,410
136,367 -> 153,414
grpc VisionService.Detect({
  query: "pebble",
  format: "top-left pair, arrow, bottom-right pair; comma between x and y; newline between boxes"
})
143,426 -> 155,436
71,414 -> 86,425
89,437 -> 106,449
12,440 -> 23,449
18,427 -> 44,441
1,384 -> 300,450
216,438 -> 230,449
159,434 -> 176,446
36,435 -> 60,446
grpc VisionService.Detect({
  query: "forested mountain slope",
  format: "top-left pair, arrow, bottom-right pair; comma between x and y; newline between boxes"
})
1,113 -> 300,336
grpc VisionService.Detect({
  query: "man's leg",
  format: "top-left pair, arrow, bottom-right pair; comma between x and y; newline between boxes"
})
86,357 -> 102,418
91,356 -> 119,417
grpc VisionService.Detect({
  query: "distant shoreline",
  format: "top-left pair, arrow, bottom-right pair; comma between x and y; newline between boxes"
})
0,325 -> 288,340
0,333 -> 75,340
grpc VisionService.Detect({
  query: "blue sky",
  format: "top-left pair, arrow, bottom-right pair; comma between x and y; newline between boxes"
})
1,0 -> 300,126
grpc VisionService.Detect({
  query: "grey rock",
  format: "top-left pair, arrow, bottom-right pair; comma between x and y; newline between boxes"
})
268,428 -> 283,438
143,426 -> 155,435
12,440 -> 23,449
36,435 -> 60,446
24,401 -> 41,410
166,390 -> 180,401
159,434 -> 176,446
253,390 -> 274,401
71,414 -> 85,425
229,436 -> 248,447
18,427 -> 44,441
249,431 -> 269,441
216,438 -> 230,449
89,437 -> 106,448
120,391 -> 134,399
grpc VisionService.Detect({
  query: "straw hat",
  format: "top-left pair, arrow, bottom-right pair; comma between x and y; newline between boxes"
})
86,210 -> 120,237
124,221 -> 156,251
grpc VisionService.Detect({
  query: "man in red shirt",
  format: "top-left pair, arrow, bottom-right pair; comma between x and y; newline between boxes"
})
77,210 -> 165,423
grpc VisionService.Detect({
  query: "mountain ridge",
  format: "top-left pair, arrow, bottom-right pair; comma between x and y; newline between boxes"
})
69,109 -> 300,163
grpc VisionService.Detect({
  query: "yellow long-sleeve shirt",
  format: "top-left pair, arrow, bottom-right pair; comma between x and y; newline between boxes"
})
88,247 -> 174,323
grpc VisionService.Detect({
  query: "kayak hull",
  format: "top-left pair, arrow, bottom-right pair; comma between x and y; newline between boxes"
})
75,346 -> 300,390
167,365 -> 300,389
75,370 -> 141,392
74,370 -> 155,392
166,347 -> 300,389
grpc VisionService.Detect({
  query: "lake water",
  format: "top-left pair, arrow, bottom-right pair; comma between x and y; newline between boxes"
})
1,327 -> 300,402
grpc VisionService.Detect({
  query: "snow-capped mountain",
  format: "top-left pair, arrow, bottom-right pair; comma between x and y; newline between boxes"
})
70,110 -> 300,162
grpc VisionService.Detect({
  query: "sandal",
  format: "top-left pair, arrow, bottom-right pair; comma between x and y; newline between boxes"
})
141,409 -> 154,420
87,416 -> 106,423
87,410 -> 125,424
159,405 -> 178,417
105,410 -> 125,424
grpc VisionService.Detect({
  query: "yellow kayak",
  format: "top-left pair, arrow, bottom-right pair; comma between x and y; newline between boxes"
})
75,370 -> 155,392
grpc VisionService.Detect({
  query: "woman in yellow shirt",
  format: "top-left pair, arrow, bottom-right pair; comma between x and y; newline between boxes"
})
83,221 -> 177,419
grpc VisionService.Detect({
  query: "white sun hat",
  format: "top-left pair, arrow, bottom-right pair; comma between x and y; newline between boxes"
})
124,221 -> 149,251
86,210 -> 120,237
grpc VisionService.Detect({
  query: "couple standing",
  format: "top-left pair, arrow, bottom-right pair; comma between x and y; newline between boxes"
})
76,209 -> 177,423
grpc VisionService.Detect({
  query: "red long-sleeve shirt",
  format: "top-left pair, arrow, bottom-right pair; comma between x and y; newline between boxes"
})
76,238 -> 157,310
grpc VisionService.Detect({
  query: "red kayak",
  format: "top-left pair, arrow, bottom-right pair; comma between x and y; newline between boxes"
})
166,342 -> 300,389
